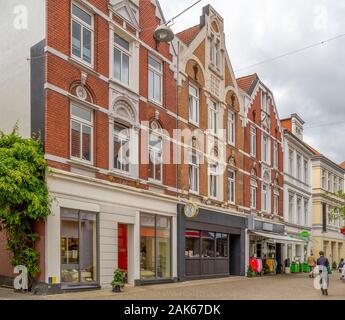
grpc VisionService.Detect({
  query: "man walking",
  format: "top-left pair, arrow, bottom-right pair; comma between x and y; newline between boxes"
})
307,253 -> 316,278
317,251 -> 329,296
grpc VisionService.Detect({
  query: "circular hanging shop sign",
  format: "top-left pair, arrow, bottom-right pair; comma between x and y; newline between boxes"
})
184,203 -> 199,219
299,231 -> 311,238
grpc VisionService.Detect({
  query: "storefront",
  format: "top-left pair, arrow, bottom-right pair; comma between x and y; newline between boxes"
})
247,216 -> 305,274
45,170 -> 178,292
177,204 -> 246,281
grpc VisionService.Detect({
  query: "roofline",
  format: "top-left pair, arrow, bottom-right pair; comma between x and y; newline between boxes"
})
311,154 -> 345,173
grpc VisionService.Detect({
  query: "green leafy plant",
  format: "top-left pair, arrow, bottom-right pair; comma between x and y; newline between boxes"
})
0,129 -> 51,290
326,191 -> 345,228
247,264 -> 256,278
111,269 -> 126,289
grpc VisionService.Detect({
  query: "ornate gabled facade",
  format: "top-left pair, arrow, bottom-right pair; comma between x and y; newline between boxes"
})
175,5 -> 247,281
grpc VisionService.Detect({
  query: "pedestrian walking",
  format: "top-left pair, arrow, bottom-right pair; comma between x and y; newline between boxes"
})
317,251 -> 330,296
307,253 -> 316,278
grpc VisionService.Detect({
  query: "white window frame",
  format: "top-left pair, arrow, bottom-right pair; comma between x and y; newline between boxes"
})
250,126 -> 256,157
228,111 -> 235,146
304,199 -> 309,226
113,33 -> 130,85
327,172 -> 332,192
228,169 -> 236,204
262,134 -> 270,165
188,84 -> 199,125
70,104 -> 93,164
149,131 -> 163,183
333,176 -> 337,193
209,100 -> 219,136
321,169 -> 326,189
262,183 -> 269,213
71,3 -> 94,66
289,193 -> 294,223
250,179 -> 257,209
296,154 -> 302,181
297,197 -> 302,225
273,192 -> 279,215
209,163 -> 218,199
113,121 -> 131,173
189,151 -> 199,194
289,149 -> 294,176
273,142 -> 278,169
304,160 -> 308,184
148,55 -> 163,105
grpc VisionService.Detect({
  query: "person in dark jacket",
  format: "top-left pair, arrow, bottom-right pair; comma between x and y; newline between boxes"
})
317,251 -> 329,296
338,258 -> 344,273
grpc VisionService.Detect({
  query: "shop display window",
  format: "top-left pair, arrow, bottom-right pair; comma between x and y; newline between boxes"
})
60,209 -> 98,284
201,232 -> 215,258
185,230 -> 201,258
216,233 -> 228,258
140,213 -> 171,280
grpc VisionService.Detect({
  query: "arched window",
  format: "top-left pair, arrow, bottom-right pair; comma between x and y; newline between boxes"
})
113,100 -> 136,173
273,179 -> 279,214
149,120 -> 163,182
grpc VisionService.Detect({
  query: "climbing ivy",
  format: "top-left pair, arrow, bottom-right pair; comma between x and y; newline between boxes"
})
0,129 -> 51,289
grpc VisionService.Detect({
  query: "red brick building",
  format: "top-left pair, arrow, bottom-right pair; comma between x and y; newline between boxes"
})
237,73 -> 286,267
0,0 -> 179,291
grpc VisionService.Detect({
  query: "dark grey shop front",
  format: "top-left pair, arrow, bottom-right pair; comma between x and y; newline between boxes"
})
177,204 -> 246,281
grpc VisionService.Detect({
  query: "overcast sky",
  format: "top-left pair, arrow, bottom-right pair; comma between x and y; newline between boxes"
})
160,0 -> 345,165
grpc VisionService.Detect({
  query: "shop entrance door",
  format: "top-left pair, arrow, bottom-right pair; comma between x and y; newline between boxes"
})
229,234 -> 241,276
118,224 -> 128,272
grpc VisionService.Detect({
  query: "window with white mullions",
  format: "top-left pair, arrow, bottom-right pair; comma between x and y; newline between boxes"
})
148,56 -> 162,104
189,151 -> 199,193
209,100 -> 218,135
250,126 -> 256,157
71,3 -> 93,65
149,132 -> 163,182
113,122 -> 130,172
228,111 -> 235,146
209,163 -> 218,198
228,169 -> 235,204
114,33 -> 130,85
189,84 -> 199,125
70,104 -> 93,162
250,178 -> 257,209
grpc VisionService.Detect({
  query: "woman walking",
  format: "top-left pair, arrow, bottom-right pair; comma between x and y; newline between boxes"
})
317,251 -> 330,296
307,253 -> 316,278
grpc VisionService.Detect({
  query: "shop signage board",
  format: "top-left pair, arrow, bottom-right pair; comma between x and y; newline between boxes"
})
262,223 -> 273,232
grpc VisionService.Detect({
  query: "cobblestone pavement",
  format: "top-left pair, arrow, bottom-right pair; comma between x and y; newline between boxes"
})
1,273 -> 344,300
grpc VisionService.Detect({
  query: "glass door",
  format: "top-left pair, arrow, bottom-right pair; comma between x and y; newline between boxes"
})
61,209 -> 98,285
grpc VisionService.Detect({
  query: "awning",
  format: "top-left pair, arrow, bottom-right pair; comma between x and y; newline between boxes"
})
250,231 -> 306,244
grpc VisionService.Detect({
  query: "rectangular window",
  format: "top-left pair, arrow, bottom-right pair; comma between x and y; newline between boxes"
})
304,160 -> 308,183
71,3 -> 93,65
209,101 -> 218,135
61,208 -> 98,284
114,33 -> 130,85
273,142 -> 278,169
228,111 -> 235,146
250,179 -> 257,209
148,56 -> 162,104
338,178 -> 343,193
140,214 -> 171,279
215,40 -> 220,68
289,194 -> 294,223
149,132 -> 162,182
209,164 -> 218,198
334,176 -> 337,193
274,193 -> 279,215
262,134 -> 270,164
201,231 -> 215,258
189,84 -> 199,124
250,126 -> 256,157
297,154 -> 302,180
289,149 -> 294,176
297,197 -> 302,225
228,170 -> 235,204
189,152 -> 199,193
185,230 -> 201,258
304,199 -> 309,226
113,122 -> 130,172
71,105 -> 93,162
322,169 -> 326,189
328,173 -> 332,191
262,184 -> 268,212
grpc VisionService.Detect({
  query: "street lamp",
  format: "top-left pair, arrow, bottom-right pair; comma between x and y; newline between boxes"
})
153,24 -> 175,43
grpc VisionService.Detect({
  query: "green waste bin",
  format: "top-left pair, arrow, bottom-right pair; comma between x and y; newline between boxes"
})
302,263 -> 309,273
290,263 -> 298,273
